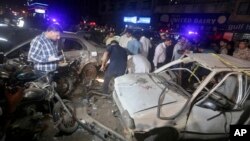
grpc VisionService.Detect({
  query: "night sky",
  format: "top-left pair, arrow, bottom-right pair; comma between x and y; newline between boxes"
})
1,0 -> 98,24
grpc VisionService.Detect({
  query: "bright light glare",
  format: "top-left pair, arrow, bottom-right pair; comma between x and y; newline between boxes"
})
17,20 -> 24,27
35,9 -> 45,14
124,16 -> 137,23
188,31 -> 198,35
96,78 -> 104,83
0,37 -> 8,42
17,17 -> 25,27
0,23 -> 8,27
137,17 -> 151,24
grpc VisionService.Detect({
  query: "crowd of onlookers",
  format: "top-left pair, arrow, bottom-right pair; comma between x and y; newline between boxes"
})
97,27 -> 250,93
102,27 -> 250,70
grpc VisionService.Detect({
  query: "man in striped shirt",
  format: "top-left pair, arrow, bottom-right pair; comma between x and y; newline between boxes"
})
28,24 -> 62,77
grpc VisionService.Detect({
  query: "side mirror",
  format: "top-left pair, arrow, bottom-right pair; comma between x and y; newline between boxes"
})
0,52 -> 4,64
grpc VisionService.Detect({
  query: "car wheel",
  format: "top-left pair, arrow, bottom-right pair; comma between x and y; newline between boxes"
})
55,77 -> 73,98
53,100 -> 78,134
81,63 -> 97,84
144,128 -> 178,141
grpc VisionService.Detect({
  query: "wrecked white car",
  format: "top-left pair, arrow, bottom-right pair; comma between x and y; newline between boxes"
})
113,53 -> 250,140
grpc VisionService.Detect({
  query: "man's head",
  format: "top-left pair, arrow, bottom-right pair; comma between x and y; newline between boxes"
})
178,36 -> 186,45
110,40 -> 119,45
45,24 -> 62,41
160,32 -> 166,40
238,39 -> 248,49
219,39 -> 228,47
163,37 -> 172,47
108,31 -> 115,37
126,29 -> 133,38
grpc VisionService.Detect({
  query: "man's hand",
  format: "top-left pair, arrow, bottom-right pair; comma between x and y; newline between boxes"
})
154,66 -> 157,71
100,65 -> 106,72
58,55 -> 63,60
48,55 -> 61,62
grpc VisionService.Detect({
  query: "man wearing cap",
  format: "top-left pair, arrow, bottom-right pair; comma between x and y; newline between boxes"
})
100,40 -> 128,94
119,29 -> 132,48
104,31 -> 116,46
172,36 -> 187,61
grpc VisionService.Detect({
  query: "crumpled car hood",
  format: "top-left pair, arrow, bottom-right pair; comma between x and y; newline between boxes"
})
114,73 -> 188,117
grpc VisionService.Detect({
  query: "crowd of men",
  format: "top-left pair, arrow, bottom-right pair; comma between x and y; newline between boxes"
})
100,28 -> 250,94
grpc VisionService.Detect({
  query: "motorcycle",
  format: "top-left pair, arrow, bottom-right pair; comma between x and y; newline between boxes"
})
0,66 -> 78,140
0,63 -> 38,140
6,51 -> 79,99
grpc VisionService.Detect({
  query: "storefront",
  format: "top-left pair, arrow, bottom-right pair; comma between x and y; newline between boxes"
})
156,13 -> 230,35
225,23 -> 250,41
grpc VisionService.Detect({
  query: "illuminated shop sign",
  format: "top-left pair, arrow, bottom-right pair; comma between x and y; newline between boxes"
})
137,17 -> 151,24
160,14 -> 229,25
124,16 -> 137,23
227,23 -> 250,33
123,16 -> 151,24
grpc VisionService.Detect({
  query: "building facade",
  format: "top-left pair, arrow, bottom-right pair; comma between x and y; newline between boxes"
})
98,0 -> 154,27
98,0 -> 250,35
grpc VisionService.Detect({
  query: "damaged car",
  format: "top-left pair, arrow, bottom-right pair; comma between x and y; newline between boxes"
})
112,53 -> 250,141
1,26 -> 105,97
1,28 -> 105,80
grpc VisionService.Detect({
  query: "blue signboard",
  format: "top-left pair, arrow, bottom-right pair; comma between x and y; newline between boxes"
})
123,16 -> 151,24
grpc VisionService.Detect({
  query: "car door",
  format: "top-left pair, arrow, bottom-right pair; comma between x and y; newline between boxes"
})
58,37 -> 87,62
184,73 -> 250,140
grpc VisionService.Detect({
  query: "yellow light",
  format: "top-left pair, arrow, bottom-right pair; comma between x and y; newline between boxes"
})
96,78 -> 104,83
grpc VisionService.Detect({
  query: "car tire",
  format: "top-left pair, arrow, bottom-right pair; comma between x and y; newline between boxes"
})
55,77 -> 74,98
81,63 -> 97,84
144,128 -> 178,141
53,100 -> 78,134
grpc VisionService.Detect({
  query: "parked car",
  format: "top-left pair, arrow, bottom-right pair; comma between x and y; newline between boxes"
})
112,53 -> 250,140
0,26 -> 105,81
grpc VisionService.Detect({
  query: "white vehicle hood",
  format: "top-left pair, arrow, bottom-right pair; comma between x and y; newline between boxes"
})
114,73 -> 188,117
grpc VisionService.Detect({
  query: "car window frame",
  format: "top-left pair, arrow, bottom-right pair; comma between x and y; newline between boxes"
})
4,39 -> 32,59
58,37 -> 87,51
197,72 -> 243,111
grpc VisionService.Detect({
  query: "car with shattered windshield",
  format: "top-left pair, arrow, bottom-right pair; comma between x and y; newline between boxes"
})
112,53 -> 250,141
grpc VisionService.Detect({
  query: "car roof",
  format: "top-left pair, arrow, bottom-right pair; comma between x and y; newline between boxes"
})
1,27 -> 105,56
61,31 -> 106,52
0,26 -> 42,53
186,53 -> 250,71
